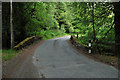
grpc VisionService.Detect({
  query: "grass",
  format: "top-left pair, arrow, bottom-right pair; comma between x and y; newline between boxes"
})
2,49 -> 21,61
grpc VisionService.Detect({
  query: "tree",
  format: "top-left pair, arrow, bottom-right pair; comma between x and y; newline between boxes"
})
54,2 -> 73,33
10,0 -> 14,48
92,2 -> 96,42
113,2 -> 120,56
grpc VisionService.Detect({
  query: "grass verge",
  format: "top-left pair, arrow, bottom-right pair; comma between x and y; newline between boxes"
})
2,49 -> 21,61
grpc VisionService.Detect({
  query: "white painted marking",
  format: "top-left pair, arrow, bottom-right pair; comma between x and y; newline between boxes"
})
89,49 -> 91,53
89,43 -> 91,47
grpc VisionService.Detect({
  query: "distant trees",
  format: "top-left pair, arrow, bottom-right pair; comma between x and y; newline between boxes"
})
54,2 -> 73,33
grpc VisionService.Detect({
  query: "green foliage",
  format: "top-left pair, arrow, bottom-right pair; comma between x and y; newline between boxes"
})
2,49 -> 21,61
69,27 -> 74,33
61,24 -> 66,32
2,2 -> 115,55
43,30 -> 66,40
74,29 -> 80,33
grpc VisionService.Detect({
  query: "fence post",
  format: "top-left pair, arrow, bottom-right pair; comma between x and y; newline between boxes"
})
88,40 -> 91,53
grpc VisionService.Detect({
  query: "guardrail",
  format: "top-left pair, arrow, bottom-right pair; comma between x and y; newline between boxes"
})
14,36 -> 42,50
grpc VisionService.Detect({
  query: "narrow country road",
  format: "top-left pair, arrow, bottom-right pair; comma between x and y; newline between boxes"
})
4,36 -> 118,78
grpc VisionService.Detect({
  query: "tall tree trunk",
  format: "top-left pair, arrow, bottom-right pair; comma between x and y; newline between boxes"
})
92,2 -> 96,42
113,2 -> 120,57
0,1 -> 1,78
10,0 -> 14,48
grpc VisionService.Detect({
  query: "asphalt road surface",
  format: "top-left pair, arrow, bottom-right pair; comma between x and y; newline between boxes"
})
5,36 -> 118,78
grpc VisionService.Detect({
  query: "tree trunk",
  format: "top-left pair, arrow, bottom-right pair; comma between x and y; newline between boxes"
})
113,2 -> 120,57
92,2 -> 96,42
10,0 -> 14,48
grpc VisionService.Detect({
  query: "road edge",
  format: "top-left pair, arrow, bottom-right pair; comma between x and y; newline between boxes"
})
2,40 -> 45,78
67,39 -> 119,70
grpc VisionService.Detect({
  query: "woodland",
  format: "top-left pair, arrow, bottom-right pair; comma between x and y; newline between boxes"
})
2,2 -> 120,56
